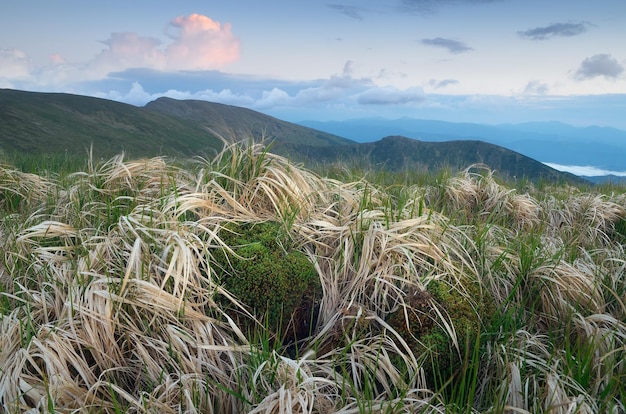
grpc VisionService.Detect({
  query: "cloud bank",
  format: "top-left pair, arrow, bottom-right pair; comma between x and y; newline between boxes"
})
544,163 -> 626,177
89,63 -> 430,112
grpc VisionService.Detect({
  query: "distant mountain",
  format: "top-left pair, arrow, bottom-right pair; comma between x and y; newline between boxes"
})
0,89 -> 584,184
298,118 -> 626,171
582,175 -> 626,185
281,136 -> 585,184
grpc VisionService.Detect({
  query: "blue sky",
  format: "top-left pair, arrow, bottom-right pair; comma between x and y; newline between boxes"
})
2,0 -> 626,128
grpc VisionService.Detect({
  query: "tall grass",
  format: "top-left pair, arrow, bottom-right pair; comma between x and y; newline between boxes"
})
1,144 -> 625,412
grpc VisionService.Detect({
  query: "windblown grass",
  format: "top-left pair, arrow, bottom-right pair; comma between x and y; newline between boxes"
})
1,143 -> 625,413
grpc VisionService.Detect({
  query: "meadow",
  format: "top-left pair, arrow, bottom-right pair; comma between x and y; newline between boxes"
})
1,142 -> 625,413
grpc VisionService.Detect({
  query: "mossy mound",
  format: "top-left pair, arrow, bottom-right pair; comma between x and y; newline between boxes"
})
387,279 -> 495,386
213,221 -> 322,344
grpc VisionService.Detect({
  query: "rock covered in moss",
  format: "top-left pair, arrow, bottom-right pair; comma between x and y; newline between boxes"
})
387,279 -> 494,386
213,221 -> 321,343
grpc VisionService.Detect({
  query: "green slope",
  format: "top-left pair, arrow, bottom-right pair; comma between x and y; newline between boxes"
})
144,97 -> 355,147
0,89 -> 223,158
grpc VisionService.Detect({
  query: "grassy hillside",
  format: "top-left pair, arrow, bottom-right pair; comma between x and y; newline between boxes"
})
144,97 -> 355,148
0,89 -> 223,158
356,136 -> 585,183
1,144 -> 624,412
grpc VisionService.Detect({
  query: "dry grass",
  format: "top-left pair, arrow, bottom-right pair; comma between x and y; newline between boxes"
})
1,145 -> 625,413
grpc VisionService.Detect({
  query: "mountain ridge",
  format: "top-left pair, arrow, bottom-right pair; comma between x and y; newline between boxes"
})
144,97 -> 355,148
0,89 -> 585,184
298,118 -> 626,171
280,135 -> 584,183
0,88 -> 223,157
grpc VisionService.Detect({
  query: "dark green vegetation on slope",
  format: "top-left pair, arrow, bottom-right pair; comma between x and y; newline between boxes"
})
282,135 -> 585,184
1,88 -> 584,184
0,89 -> 223,158
145,96 -> 354,148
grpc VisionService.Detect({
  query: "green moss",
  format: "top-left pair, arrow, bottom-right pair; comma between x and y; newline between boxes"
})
387,279 -> 494,387
213,221 -> 321,344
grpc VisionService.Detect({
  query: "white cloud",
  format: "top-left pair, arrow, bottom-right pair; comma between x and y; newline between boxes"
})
544,163 -> 626,177
90,62 -> 427,113
92,32 -> 165,77
95,82 -> 256,107
94,73 -> 362,110
95,82 -> 154,105
292,62 -> 372,104
255,88 -> 291,108
0,48 -> 31,82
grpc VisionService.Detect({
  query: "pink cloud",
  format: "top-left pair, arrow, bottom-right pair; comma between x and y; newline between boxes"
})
49,54 -> 66,64
88,14 -> 239,76
1,14 -> 239,88
165,13 -> 240,70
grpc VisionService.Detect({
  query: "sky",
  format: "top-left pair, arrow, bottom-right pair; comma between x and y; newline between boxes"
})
1,0 -> 626,129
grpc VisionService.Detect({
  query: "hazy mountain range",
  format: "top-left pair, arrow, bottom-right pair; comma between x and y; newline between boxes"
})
0,89 -> 599,184
298,118 -> 626,176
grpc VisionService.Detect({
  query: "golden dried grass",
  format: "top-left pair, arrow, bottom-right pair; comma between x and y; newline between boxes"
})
1,145 -> 625,412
